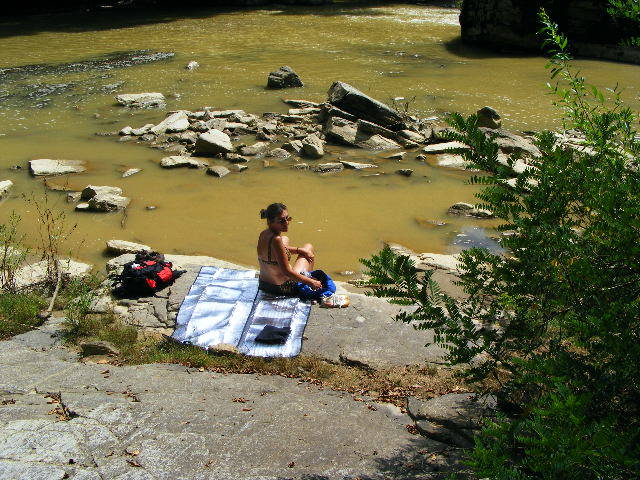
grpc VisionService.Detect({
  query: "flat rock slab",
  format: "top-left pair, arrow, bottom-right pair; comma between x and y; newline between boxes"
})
0,327 -> 465,480
115,92 -> 165,108
29,159 -> 86,176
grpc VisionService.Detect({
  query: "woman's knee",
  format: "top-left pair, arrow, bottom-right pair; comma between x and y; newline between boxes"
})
302,243 -> 314,254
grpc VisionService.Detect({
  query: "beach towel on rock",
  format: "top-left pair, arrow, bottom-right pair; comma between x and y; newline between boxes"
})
172,266 -> 311,357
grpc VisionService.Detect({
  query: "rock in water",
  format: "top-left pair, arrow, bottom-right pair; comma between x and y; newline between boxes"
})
115,92 -> 166,108
150,111 -> 190,135
206,166 -> 230,178
194,130 -> 233,156
301,134 -> 324,159
477,106 -> 502,129
88,193 -> 131,212
80,185 -> 123,201
314,163 -> 344,173
29,159 -> 86,176
327,81 -> 405,131
159,156 -> 208,169
267,66 -> 304,89
448,202 -> 494,219
0,180 -> 13,198
185,61 -> 199,70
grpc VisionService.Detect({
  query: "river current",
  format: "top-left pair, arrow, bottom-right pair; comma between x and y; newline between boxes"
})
1,2 -> 638,276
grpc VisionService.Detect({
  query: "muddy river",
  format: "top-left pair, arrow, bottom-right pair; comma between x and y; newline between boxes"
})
1,2 -> 639,276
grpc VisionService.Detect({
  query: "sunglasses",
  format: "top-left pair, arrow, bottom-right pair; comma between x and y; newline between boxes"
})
276,216 -> 293,224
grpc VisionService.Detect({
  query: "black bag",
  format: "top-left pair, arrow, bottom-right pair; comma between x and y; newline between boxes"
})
113,251 -> 182,296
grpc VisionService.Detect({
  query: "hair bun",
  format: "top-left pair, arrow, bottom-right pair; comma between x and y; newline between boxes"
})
260,209 -> 267,219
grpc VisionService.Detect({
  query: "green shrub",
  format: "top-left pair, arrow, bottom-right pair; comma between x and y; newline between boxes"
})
361,9 -> 640,479
0,292 -> 46,339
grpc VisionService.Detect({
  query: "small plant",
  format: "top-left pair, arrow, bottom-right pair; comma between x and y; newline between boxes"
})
391,95 -> 417,122
0,212 -> 28,293
62,275 -> 102,339
25,189 -> 79,292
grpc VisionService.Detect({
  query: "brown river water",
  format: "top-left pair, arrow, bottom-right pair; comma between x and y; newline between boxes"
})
1,2 -> 639,277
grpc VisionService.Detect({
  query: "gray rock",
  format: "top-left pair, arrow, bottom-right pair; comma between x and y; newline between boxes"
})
386,243 -> 461,274
282,140 -> 303,154
448,202 -> 494,218
483,128 -> 541,158
282,99 -> 320,108
356,119 -> 396,140
88,193 -> 130,212
356,132 -> 401,151
206,166 -> 230,178
225,153 -> 250,163
327,81 -> 404,130
288,107 -> 320,116
290,162 -> 309,170
122,168 -> 142,178
396,169 -> 413,177
80,185 -> 122,201
320,103 -> 358,123
239,141 -> 270,156
150,111 -> 190,135
314,162 -> 343,173
339,161 -> 378,170
66,192 -> 81,203
115,92 -> 165,108
79,340 -> 120,357
119,126 -> 134,136
397,129 -> 426,143
190,120 -> 209,133
386,152 -> 405,160
206,109 -> 246,119
159,156 -> 207,169
193,130 -> 233,156
423,141 -> 468,154
29,159 -> 86,176
301,134 -> 324,158
13,258 -> 92,289
267,148 -> 291,159
131,124 -> 154,136
0,180 -> 13,198
436,154 -> 468,169
267,65 -> 304,89
185,60 -> 199,70
106,240 -> 152,255
477,106 -> 501,129
233,164 -> 248,172
324,117 -> 400,150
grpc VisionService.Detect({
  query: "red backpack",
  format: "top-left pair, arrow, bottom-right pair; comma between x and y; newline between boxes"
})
114,251 -> 179,295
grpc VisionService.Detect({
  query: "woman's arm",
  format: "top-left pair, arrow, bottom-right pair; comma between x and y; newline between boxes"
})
272,237 -> 321,288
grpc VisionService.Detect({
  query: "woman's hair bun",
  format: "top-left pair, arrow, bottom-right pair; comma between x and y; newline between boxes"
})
259,209 -> 267,219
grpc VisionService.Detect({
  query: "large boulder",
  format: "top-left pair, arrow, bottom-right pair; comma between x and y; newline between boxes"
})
115,92 -> 165,108
477,106 -> 502,129
267,66 -> 304,89
484,128 -> 541,158
193,130 -> 233,156
327,81 -> 405,131
150,111 -> 190,135
29,159 -> 86,176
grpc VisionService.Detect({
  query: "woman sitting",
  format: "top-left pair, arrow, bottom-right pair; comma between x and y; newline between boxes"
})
257,203 -> 322,295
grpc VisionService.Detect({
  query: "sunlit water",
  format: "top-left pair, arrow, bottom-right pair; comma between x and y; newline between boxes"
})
1,2 -> 638,276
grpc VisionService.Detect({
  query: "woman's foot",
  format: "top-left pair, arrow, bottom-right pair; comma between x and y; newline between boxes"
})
320,294 -> 350,308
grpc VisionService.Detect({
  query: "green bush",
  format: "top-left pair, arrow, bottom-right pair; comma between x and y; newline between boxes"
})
362,10 -> 640,479
0,292 -> 46,339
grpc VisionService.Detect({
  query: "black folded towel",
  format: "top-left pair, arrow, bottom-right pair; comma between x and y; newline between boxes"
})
255,325 -> 291,344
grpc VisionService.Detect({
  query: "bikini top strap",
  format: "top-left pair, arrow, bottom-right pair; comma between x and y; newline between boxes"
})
267,233 -> 277,263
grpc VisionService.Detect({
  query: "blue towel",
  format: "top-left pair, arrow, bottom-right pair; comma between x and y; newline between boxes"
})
296,270 -> 336,301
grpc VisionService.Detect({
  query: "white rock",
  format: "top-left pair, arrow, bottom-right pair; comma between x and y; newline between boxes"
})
106,240 -> 152,255
194,130 -> 233,156
131,124 -> 154,136
239,141 -> 270,156
186,61 -> 199,70
14,258 -> 93,289
206,165 -> 231,178
386,243 -> 461,275
398,130 -> 426,143
119,126 -> 134,136
150,111 -> 190,135
423,141 -> 468,154
122,168 -> 141,178
160,156 -> 208,169
115,92 -> 165,108
88,193 -> 130,212
80,185 -> 123,201
436,154 -> 467,169
340,161 -> 378,169
206,109 -> 246,119
302,134 -> 324,159
29,159 -> 86,176
448,202 -> 494,218
0,180 -> 13,198
75,203 -> 90,211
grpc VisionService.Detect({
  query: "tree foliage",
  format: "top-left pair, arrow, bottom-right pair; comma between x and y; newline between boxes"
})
361,9 -> 640,479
